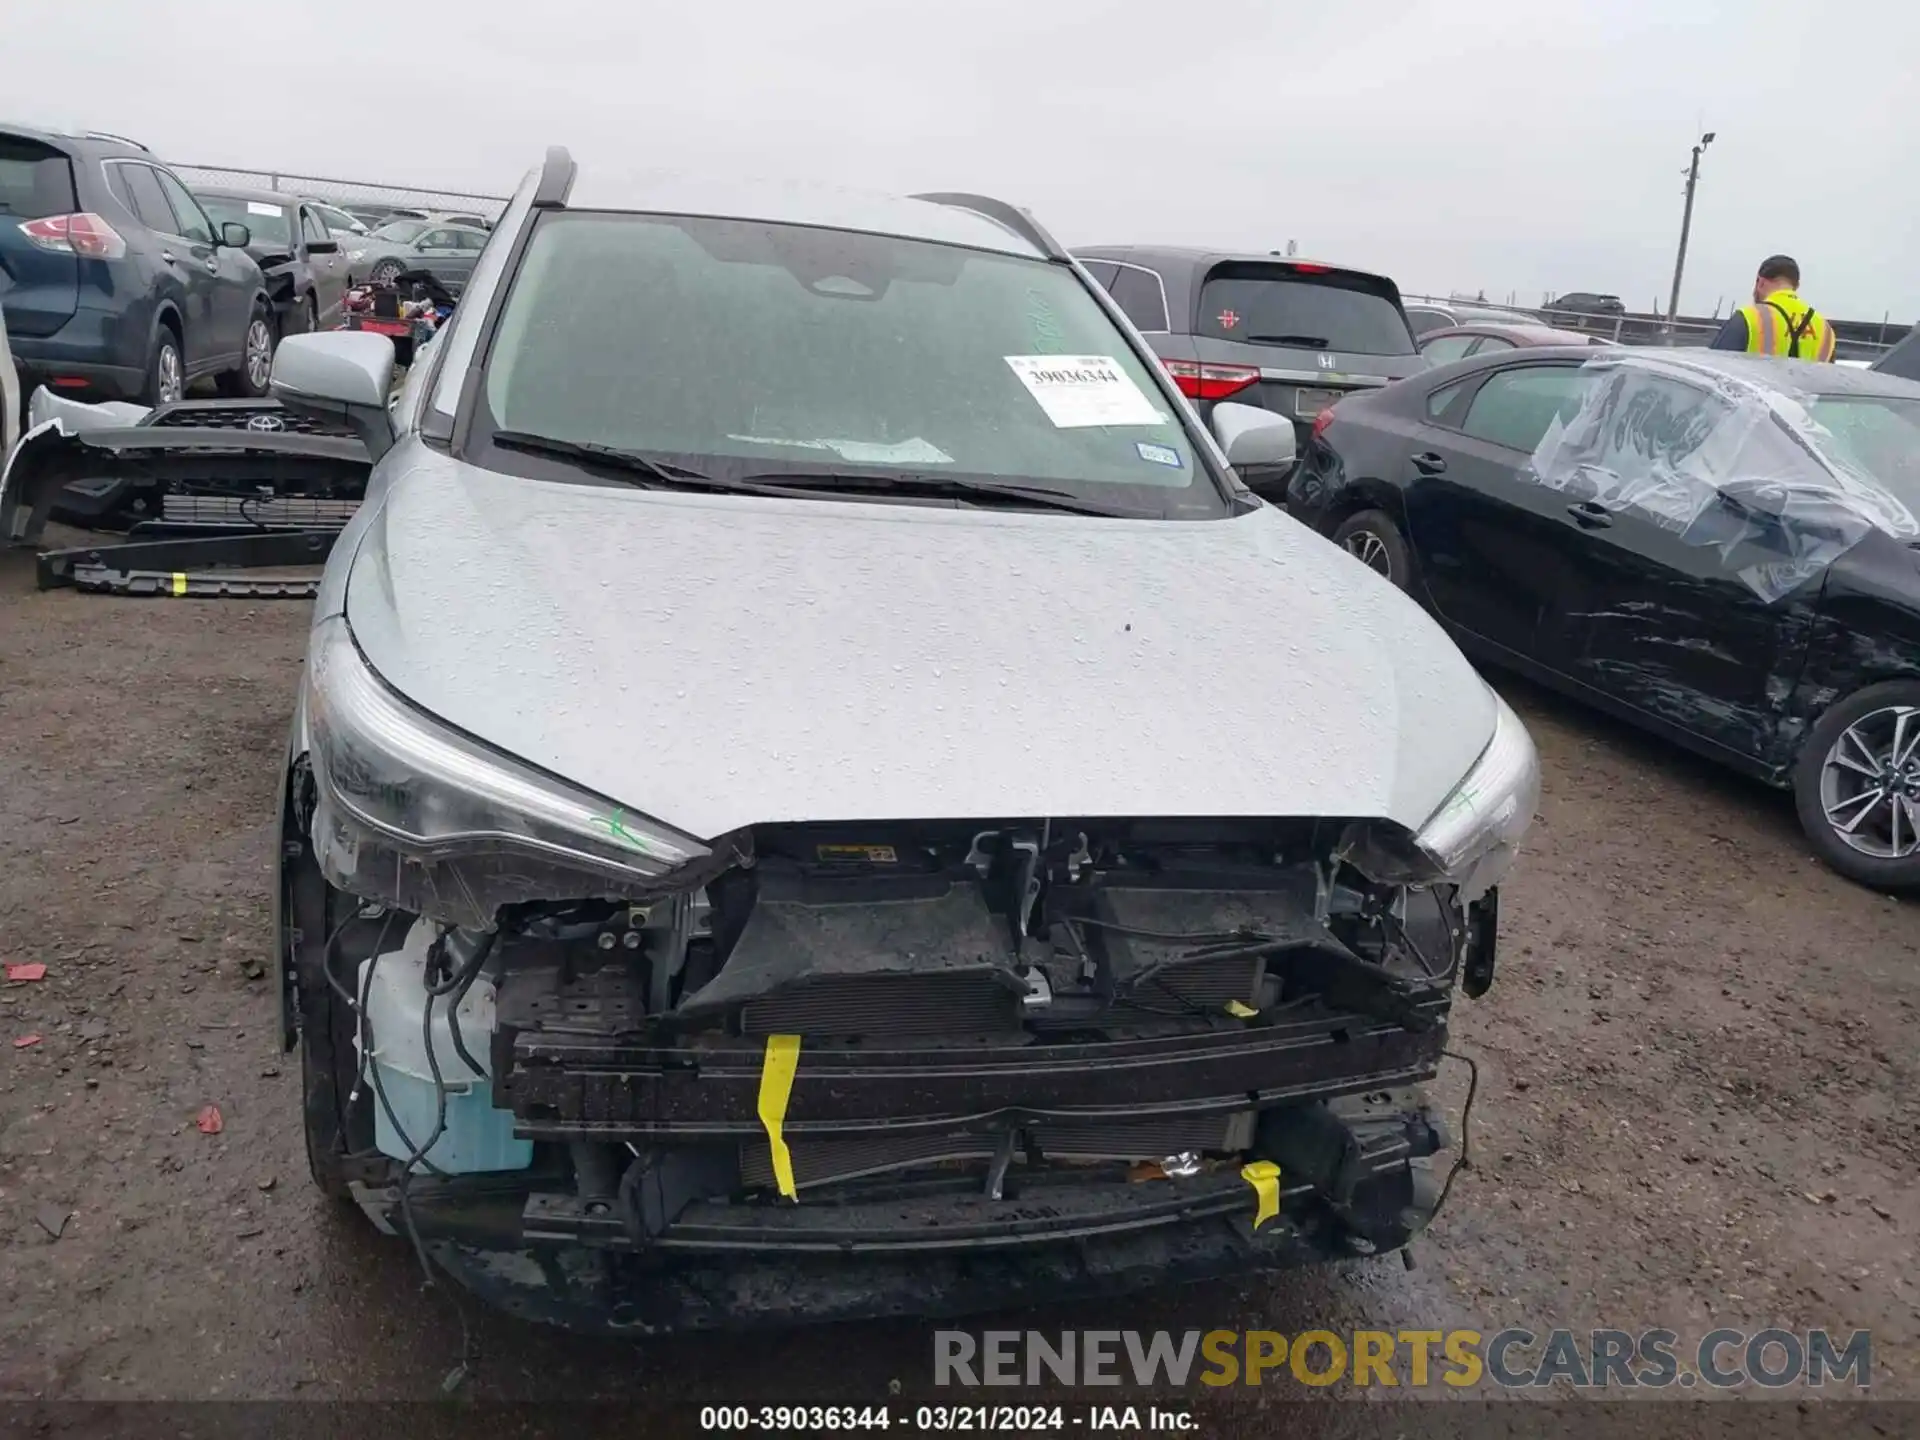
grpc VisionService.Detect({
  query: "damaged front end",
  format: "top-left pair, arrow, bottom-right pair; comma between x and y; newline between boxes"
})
284,616 -> 1532,1332
0,390 -> 367,550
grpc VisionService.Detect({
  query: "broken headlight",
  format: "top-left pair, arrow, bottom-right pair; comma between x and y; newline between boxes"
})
1341,690 -> 1539,900
303,615 -> 709,926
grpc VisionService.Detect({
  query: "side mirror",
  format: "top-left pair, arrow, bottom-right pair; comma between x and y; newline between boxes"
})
218,221 -> 251,249
307,237 -> 339,255
271,332 -> 397,461
1210,400 -> 1298,473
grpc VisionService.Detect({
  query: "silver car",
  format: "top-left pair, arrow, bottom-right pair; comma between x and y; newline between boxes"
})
342,220 -> 490,291
265,150 -> 1538,1331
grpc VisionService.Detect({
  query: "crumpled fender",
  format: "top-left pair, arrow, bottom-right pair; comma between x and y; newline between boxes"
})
2,385 -> 369,546
0,388 -> 155,544
29,386 -> 152,433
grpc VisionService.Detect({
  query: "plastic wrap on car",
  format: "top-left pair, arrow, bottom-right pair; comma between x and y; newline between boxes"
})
1527,353 -> 1920,604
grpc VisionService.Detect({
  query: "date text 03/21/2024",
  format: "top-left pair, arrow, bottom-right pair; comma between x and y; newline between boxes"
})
699,1405 -> 1193,1431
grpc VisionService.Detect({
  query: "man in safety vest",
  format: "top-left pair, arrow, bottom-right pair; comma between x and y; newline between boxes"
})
1709,255 -> 1837,361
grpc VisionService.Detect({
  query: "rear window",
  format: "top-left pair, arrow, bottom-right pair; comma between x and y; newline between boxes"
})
0,137 -> 77,220
1198,263 -> 1416,356
372,218 -> 428,243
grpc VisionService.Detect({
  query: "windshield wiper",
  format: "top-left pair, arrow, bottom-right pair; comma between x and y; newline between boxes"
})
489,430 -> 786,497
735,470 -> 1153,518
1245,333 -> 1332,348
491,433 -> 1158,515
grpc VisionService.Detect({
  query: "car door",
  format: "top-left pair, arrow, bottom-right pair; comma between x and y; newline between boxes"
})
413,226 -> 485,291
109,161 -> 218,370
1397,360 -> 1600,662
1543,367 -> 1820,761
299,205 -> 344,324
151,167 -> 250,368
407,227 -> 456,284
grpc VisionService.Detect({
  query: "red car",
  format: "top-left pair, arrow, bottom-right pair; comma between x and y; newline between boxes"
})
1417,322 -> 1612,363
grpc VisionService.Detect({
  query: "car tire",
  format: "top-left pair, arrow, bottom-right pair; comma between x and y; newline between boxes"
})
1330,508 -> 1412,589
301,292 -> 318,335
1793,680 -> 1920,890
144,326 -> 184,407
218,304 -> 276,398
299,980 -> 356,1202
370,258 -> 404,287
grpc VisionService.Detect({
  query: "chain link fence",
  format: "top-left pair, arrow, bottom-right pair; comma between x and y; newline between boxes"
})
1403,292 -> 1900,362
172,163 -> 509,219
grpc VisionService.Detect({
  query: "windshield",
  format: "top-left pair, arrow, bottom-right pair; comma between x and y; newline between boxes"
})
1197,263 -> 1416,355
199,195 -> 291,249
372,218 -> 428,243
1808,395 -> 1920,507
477,212 -> 1223,516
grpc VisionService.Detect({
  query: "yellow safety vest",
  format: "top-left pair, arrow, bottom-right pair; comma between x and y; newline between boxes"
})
1738,288 -> 1836,362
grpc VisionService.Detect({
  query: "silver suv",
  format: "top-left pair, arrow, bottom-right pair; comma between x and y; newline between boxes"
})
266,148 -> 1537,1332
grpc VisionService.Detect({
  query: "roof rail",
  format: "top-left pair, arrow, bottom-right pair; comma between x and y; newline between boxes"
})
533,146 -> 576,209
84,130 -> 150,152
910,192 -> 1065,260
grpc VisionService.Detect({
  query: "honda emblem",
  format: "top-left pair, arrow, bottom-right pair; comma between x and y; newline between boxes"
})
1317,353 -> 1336,370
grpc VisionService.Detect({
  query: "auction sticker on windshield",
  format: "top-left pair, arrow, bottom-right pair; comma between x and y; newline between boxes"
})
1005,355 -> 1166,428
246,201 -> 284,217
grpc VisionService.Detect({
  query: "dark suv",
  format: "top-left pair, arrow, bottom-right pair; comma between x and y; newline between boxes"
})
0,125 -> 274,405
1072,246 -> 1427,452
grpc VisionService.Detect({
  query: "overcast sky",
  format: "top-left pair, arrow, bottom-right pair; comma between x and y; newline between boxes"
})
11,0 -> 1916,322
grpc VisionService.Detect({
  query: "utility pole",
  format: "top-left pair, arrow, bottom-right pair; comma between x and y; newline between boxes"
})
1666,131 -> 1715,327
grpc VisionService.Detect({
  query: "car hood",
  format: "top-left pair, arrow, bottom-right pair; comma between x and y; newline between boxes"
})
343,458 -> 1496,840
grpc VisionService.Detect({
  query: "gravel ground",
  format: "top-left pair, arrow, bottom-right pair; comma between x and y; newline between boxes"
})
0,540 -> 1913,1427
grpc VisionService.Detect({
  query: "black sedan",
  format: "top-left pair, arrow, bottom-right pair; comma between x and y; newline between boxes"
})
1285,346 -> 1920,889
194,187 -> 351,337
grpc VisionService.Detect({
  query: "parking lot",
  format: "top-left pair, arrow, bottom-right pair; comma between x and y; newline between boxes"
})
0,538 -> 1913,1413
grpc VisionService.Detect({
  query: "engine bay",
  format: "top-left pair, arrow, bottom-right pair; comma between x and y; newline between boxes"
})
484,815 -> 1468,1048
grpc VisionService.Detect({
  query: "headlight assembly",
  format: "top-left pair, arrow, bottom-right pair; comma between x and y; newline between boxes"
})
1341,690 -> 1540,901
304,615 -> 714,927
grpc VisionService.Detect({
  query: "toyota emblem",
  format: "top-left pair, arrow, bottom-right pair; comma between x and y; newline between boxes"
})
246,413 -> 286,432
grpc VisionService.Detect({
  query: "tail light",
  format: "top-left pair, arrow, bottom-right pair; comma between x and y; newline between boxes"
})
1311,406 -> 1338,442
18,213 -> 127,260
1161,359 -> 1260,402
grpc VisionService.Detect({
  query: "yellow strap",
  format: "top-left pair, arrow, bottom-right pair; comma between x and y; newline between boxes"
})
1224,1000 -> 1258,1019
170,572 -> 188,596
756,1034 -> 802,1200
1241,1160 -> 1281,1231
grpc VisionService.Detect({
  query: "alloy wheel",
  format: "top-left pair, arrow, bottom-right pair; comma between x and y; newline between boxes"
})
157,344 -> 183,404
1343,528 -> 1393,579
245,319 -> 273,390
1819,705 -> 1920,859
